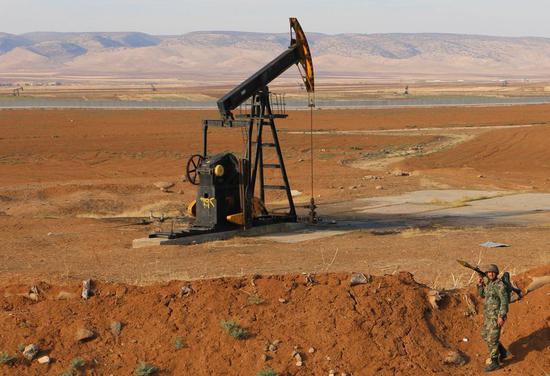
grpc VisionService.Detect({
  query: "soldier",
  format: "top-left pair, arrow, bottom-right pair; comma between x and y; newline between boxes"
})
477,264 -> 509,372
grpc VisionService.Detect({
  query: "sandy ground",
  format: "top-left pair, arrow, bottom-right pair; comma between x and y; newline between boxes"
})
0,105 -> 549,374
1,106 -> 550,284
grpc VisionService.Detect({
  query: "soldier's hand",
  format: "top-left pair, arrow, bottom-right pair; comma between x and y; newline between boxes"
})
497,316 -> 505,328
477,275 -> 484,285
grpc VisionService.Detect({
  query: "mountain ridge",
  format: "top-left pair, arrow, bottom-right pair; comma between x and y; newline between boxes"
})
1,31 -> 550,80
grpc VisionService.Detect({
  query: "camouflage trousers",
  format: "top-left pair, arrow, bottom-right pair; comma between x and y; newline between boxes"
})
481,316 -> 501,360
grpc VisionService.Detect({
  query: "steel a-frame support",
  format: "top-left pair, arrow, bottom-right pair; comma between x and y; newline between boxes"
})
246,88 -> 296,225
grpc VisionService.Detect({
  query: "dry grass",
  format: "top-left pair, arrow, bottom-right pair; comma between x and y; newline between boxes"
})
429,195 -> 492,208
220,320 -> 249,340
319,247 -> 340,272
0,352 -> 16,366
134,362 -> 159,376
174,337 -> 185,350
257,369 -> 279,376
400,227 -> 455,238
77,200 -> 182,219
428,250 -> 485,290
428,192 -> 515,208
247,294 -> 265,306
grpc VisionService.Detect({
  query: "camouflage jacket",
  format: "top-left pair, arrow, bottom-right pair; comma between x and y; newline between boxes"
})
477,279 -> 509,319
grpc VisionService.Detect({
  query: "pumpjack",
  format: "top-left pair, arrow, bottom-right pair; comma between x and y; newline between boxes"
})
150,17 -> 314,240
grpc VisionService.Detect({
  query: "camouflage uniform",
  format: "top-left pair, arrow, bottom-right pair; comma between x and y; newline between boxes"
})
478,278 -> 509,361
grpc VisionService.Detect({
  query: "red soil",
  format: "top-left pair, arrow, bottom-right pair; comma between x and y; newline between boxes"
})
398,124 -> 550,190
0,268 -> 548,375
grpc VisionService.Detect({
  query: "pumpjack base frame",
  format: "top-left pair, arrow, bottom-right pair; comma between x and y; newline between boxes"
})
135,221 -> 305,248
148,215 -> 297,240
149,227 -> 222,240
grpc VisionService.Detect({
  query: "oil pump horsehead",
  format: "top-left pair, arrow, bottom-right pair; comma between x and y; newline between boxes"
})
150,18 -> 314,240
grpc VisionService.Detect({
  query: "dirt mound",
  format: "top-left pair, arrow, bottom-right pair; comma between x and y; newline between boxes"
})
398,124 -> 550,190
1,269 -> 548,375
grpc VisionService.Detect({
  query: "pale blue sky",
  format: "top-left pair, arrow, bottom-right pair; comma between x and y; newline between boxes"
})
1,0 -> 548,37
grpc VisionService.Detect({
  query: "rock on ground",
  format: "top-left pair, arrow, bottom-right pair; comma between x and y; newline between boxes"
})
22,344 -> 39,360
75,328 -> 95,342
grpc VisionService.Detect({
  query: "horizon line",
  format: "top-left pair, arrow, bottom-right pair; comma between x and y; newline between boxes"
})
2,30 -> 549,40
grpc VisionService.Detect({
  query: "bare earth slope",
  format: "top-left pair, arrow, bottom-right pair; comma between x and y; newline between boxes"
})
0,269 -> 548,375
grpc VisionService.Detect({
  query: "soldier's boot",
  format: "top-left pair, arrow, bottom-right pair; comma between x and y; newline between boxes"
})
484,359 -> 500,372
498,343 -> 508,361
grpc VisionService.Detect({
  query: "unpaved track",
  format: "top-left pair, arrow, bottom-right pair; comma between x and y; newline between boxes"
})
290,123 -> 546,171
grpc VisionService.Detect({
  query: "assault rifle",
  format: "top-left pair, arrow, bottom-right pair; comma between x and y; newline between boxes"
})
457,259 -> 522,300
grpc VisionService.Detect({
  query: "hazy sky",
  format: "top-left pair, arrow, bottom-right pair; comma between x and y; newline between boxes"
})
1,0 -> 548,37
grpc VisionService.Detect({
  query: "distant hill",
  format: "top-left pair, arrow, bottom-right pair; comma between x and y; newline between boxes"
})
1,31 -> 550,81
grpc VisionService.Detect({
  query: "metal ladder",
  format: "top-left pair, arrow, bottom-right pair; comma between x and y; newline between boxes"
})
249,88 -> 296,219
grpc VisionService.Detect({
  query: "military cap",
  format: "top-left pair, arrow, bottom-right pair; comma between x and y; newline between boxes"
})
484,264 -> 499,274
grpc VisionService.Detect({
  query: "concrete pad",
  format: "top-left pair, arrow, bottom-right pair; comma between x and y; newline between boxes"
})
134,190 -> 550,247
320,190 -> 550,229
420,193 -> 550,225
259,228 -> 350,243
